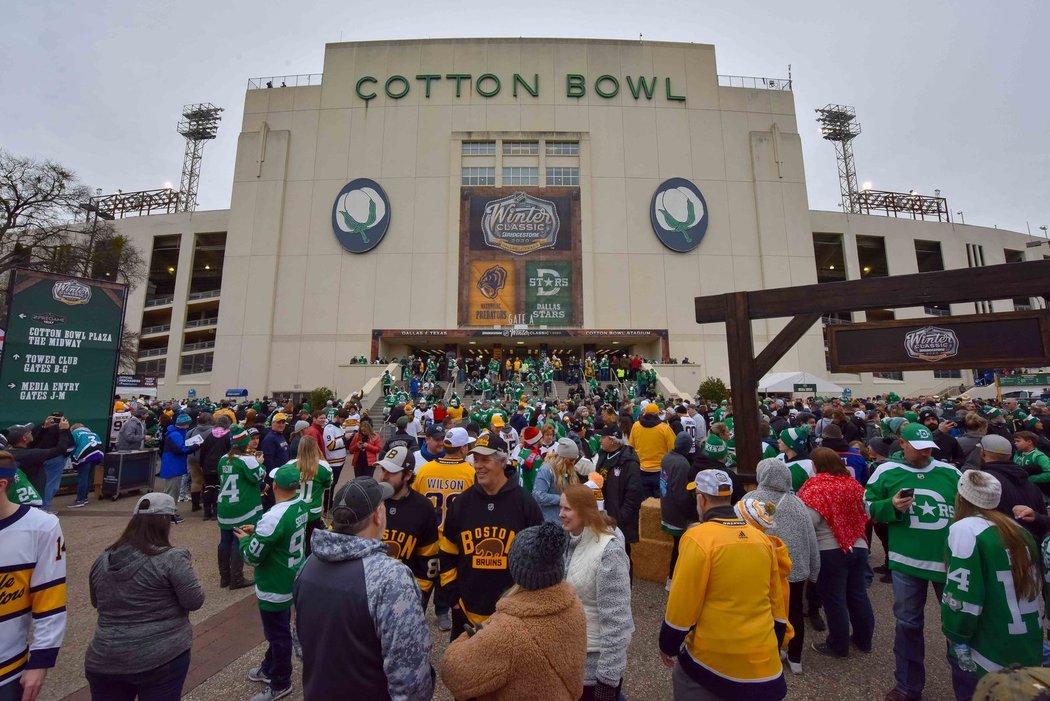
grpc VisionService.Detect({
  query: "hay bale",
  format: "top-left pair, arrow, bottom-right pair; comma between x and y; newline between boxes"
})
632,538 -> 673,584
639,498 -> 673,541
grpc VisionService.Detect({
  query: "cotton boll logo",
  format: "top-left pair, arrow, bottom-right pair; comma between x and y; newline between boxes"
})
649,178 -> 709,253
331,178 -> 391,253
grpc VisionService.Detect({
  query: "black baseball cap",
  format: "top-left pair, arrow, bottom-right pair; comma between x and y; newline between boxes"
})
470,432 -> 508,456
425,425 -> 446,439
332,477 -> 394,526
598,425 -> 621,438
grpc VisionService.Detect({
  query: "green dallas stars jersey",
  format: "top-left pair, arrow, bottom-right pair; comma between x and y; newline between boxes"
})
1015,449 -> 1050,482
942,516 -> 1041,674
865,458 -> 960,582
6,469 -> 42,506
216,455 -> 266,530
241,497 -> 310,611
384,393 -> 398,408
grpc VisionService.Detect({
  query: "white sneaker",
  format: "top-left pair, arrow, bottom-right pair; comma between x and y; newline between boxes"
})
665,578 -> 673,592
788,660 -> 803,674
249,686 -> 291,701
246,667 -> 271,684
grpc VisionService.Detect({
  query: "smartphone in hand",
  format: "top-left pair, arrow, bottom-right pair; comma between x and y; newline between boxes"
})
899,488 -> 914,498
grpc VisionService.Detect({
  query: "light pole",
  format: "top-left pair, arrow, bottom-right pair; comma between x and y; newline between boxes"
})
956,211 -> 965,224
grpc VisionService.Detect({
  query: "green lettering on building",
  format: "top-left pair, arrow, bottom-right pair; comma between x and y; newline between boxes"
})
476,73 -> 501,98
385,75 -> 410,99
595,74 -> 619,99
626,75 -> 656,100
513,73 -> 539,97
416,74 -> 442,98
665,77 -> 686,102
566,74 -> 586,98
355,76 -> 378,102
445,74 -> 472,97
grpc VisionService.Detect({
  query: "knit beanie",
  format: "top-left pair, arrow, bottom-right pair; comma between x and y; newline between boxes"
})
1023,415 -> 1041,431
779,426 -> 808,450
880,416 -> 908,438
508,522 -> 567,591
903,411 -> 920,424
230,425 -> 250,449
957,469 -> 1001,510
703,434 -> 727,459
734,498 -> 777,531
522,426 -> 542,446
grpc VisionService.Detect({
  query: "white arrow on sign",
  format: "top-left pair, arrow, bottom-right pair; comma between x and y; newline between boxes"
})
6,383 -> 14,389
11,354 -> 19,360
17,314 -> 26,319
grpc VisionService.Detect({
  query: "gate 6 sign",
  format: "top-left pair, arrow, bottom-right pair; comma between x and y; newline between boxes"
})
331,178 -> 391,253
650,178 -> 709,253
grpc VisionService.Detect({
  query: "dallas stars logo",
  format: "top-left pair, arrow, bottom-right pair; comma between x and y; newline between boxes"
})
908,488 -> 954,531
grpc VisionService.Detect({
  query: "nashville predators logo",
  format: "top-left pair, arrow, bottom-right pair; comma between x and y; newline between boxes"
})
477,265 -> 508,300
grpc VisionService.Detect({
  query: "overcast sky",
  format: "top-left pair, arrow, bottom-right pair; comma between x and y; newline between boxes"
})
5,0 -> 1047,236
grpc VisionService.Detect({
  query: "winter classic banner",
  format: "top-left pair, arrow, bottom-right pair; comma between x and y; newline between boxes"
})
459,187 -> 582,327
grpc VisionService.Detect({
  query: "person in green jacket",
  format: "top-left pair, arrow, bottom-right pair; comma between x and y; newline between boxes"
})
217,425 -> 264,589
236,463 -> 310,701
1013,431 -> 1050,483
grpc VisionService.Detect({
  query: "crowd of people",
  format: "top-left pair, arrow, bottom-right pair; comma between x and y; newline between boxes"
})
2,367 -> 1050,700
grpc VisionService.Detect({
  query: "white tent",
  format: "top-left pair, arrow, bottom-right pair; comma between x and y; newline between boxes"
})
758,371 -> 844,395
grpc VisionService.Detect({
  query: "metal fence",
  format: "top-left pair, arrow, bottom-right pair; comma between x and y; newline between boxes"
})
247,74 -> 323,90
717,74 -> 792,91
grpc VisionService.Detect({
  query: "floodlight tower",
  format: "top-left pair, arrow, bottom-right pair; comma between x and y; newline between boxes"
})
815,104 -> 862,213
176,103 -> 223,212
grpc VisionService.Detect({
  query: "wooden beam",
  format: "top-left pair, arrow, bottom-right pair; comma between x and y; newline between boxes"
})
724,292 -> 761,478
696,259 -> 1050,323
754,313 -> 822,378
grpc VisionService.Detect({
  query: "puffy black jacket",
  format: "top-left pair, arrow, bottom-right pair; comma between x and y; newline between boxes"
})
981,461 -> 1048,541
660,432 -> 698,532
595,445 -> 643,542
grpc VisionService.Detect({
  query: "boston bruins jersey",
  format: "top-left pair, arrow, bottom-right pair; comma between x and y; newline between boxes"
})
382,490 -> 439,593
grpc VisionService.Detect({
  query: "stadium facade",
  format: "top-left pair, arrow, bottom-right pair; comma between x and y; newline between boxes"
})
113,38 -> 1047,400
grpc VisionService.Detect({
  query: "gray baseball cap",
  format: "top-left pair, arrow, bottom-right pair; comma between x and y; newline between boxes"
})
132,492 -> 177,516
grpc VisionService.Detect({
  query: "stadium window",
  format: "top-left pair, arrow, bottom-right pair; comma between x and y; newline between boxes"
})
812,233 -> 847,283
462,141 -> 496,156
934,369 -> 962,379
545,167 -> 579,186
873,371 -> 904,381
502,141 -> 539,155
181,352 -> 214,375
545,141 -> 579,156
503,167 -> 539,186
461,167 -> 496,186
856,235 -> 889,277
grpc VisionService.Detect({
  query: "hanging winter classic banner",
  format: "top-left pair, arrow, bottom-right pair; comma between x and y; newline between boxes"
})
650,178 -> 709,253
331,178 -> 391,253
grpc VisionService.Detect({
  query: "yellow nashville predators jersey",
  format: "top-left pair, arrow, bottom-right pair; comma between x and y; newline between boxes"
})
0,506 -> 67,689
412,458 -> 476,531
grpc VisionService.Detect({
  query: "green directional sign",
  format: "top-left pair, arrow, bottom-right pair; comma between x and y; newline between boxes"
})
793,383 -> 817,393
525,261 -> 572,327
0,270 -> 127,439
998,373 -> 1049,387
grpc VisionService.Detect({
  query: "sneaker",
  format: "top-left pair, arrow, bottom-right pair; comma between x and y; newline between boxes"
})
884,688 -> 921,701
178,495 -> 190,502
787,659 -> 802,674
665,578 -> 673,592
851,639 -> 873,654
872,564 -> 889,574
172,515 -> 185,525
68,500 -> 87,509
249,686 -> 291,701
246,667 -> 271,684
436,611 -> 452,632
811,642 -> 847,658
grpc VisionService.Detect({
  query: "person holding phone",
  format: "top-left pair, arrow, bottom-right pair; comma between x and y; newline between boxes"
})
865,422 -> 960,701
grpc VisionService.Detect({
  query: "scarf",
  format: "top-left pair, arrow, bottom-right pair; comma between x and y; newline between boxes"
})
797,472 -> 867,553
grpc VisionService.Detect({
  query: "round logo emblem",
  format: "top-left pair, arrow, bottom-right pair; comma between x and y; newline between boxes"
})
649,178 -> 709,253
331,178 -> 391,253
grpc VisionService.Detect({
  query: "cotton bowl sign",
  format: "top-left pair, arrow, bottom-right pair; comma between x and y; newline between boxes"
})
331,178 -> 391,253
650,178 -> 709,253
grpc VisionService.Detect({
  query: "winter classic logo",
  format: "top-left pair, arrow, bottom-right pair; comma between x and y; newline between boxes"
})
904,326 -> 959,362
331,178 -> 391,254
52,280 -> 92,306
481,192 -> 560,255
650,178 -> 709,253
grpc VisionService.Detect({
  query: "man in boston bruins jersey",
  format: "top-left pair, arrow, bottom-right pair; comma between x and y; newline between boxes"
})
374,446 -> 439,603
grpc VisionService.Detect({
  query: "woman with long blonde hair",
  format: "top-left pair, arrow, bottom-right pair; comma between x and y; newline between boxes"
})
941,470 -> 1042,701
284,435 -> 332,556
560,484 -> 632,700
533,438 -> 581,523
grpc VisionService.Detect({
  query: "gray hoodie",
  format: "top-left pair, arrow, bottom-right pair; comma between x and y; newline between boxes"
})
743,458 -> 821,583
87,545 -> 204,674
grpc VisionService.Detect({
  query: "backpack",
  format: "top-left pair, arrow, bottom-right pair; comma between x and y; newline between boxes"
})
972,665 -> 1050,700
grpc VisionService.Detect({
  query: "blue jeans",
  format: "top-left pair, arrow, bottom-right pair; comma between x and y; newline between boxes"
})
891,570 -> 944,697
817,547 -> 875,656
85,648 -> 191,701
217,527 -> 237,563
42,454 -> 67,510
640,471 -> 661,500
947,651 -> 978,701
75,458 -> 101,503
258,607 -> 293,691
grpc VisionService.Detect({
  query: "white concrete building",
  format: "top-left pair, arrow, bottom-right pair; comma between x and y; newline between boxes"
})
112,38 -> 1048,400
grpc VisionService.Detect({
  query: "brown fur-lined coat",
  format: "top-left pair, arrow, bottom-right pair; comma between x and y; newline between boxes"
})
440,581 -> 586,701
